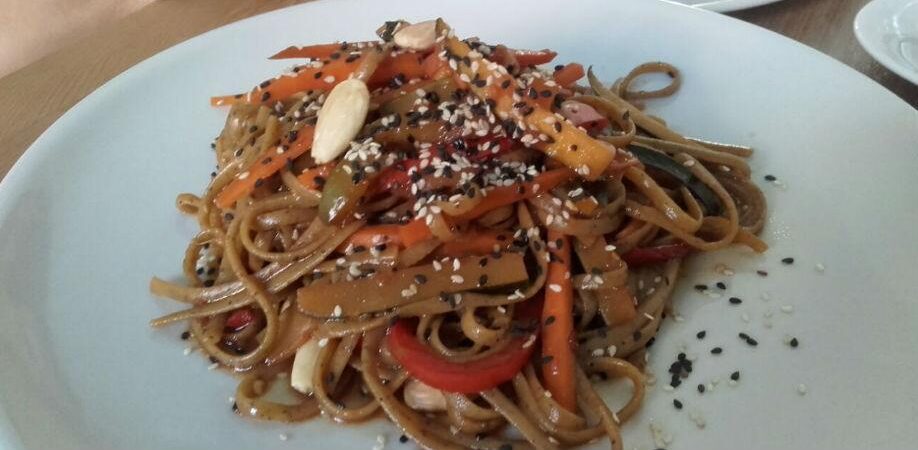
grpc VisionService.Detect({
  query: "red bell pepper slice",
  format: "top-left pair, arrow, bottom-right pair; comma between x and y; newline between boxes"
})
385,300 -> 541,394
225,308 -> 256,330
620,243 -> 692,266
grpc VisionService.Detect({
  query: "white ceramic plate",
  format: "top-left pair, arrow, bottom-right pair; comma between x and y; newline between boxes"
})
669,0 -> 786,13
1,1 -> 916,449
855,0 -> 918,84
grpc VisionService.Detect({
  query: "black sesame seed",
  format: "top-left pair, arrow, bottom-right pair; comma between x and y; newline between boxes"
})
697,384 -> 705,393
673,399 -> 683,409
260,91 -> 271,102
694,284 -> 708,291
757,270 -> 769,277
414,274 -> 428,285
196,267 -> 204,275
180,331 -> 191,340
314,71 -> 323,79
764,174 -> 777,181
782,257 -> 795,265
399,435 -> 409,444
545,315 -> 556,326
209,356 -> 219,364
479,257 -> 488,267
738,332 -> 750,340
554,64 -> 565,71
715,281 -> 726,290
789,337 -> 799,348
729,297 -> 743,305
730,371 -> 740,381
696,330 -> 707,339
711,347 -> 723,354
203,280 -> 215,287
232,402 -> 239,412
540,355 -> 554,365
478,274 -> 488,287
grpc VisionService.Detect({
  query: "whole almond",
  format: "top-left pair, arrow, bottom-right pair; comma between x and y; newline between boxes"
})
393,20 -> 437,51
312,78 -> 369,164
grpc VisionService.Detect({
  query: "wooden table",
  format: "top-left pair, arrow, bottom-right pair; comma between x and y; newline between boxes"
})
0,0 -> 915,180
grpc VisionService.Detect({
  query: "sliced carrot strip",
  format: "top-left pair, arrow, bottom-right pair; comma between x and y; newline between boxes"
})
541,231 -> 577,412
214,126 -> 315,209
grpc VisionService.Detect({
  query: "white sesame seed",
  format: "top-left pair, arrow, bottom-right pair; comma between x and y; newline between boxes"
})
592,348 -> 605,357
607,344 -> 617,356
451,275 -> 464,284
323,75 -> 336,84
452,258 -> 461,271
815,263 -> 825,272
548,284 -> 562,293
522,334 -> 537,348
238,171 -> 250,180
780,305 -> 795,313
318,338 -> 329,348
674,314 -> 685,322
797,383 -> 808,395
546,214 -> 555,225
208,362 -> 219,371
332,305 -> 343,317
644,312 -> 655,321
682,159 -> 696,167
278,433 -> 289,441
605,244 -> 617,251
663,385 -> 674,392
432,260 -> 442,271
183,347 -> 193,356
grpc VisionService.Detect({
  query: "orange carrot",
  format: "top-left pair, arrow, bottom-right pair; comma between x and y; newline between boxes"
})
513,49 -> 557,67
248,56 -> 364,105
336,224 -> 403,252
296,163 -> 335,191
572,196 -> 599,216
268,42 -> 375,60
421,51 -> 450,79
210,94 -> 245,107
368,52 -> 426,87
553,63 -> 585,88
398,218 -> 435,248
452,169 -> 573,222
214,126 -> 315,209
433,230 -> 513,258
541,231 -> 577,412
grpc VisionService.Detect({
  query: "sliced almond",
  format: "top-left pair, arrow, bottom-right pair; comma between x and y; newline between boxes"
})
312,78 -> 369,164
290,338 -> 321,394
403,378 -> 447,411
393,20 -> 438,52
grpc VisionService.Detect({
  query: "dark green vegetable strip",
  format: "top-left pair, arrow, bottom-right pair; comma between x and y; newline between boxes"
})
627,144 -> 722,215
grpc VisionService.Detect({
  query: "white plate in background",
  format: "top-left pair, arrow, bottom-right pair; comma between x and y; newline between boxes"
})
855,0 -> 918,84
0,0 -> 916,449
671,0 -> 786,12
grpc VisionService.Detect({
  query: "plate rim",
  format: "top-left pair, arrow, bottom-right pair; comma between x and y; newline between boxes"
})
686,0 -> 786,13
